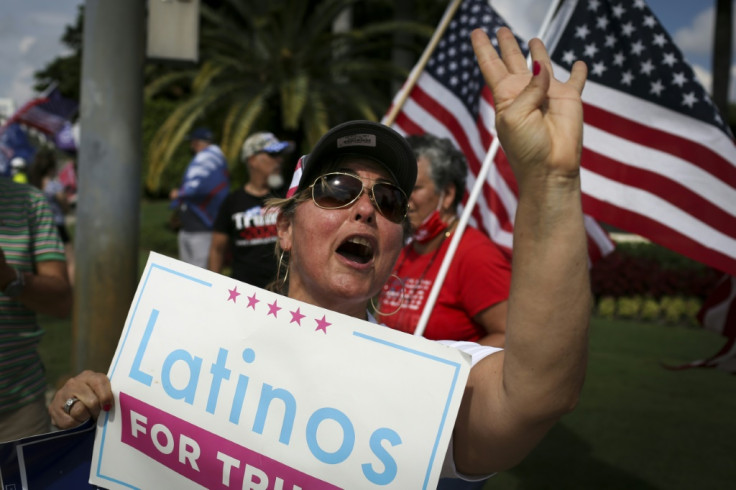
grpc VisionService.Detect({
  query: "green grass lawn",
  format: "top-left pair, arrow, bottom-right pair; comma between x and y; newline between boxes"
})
38,199 -> 736,488
485,319 -> 735,489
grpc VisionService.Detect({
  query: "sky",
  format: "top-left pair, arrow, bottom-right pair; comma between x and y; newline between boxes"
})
0,0 -> 728,112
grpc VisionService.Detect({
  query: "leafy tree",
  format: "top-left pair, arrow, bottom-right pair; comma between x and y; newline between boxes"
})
33,5 -> 84,101
144,0 -> 432,192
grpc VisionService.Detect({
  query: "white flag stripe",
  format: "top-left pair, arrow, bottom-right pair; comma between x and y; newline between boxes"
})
581,168 -> 736,256
584,125 -> 736,213
478,96 -> 496,139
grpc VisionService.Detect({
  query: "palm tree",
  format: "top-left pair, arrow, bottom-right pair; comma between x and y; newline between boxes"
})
144,0 -> 432,192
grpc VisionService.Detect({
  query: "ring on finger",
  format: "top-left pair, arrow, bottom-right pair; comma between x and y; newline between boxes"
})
63,396 -> 80,415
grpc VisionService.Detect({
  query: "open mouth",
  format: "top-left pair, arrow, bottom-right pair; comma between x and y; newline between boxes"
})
336,236 -> 375,265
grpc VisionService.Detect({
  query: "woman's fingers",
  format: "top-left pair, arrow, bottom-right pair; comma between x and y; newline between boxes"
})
497,27 -> 528,75
471,28 -> 507,89
49,370 -> 114,429
568,60 -> 588,95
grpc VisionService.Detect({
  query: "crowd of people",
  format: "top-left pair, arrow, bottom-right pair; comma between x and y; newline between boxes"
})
3,27 -> 592,488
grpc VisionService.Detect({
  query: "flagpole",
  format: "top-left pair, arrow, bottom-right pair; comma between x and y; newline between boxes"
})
413,0 -> 563,338
383,0 -> 464,126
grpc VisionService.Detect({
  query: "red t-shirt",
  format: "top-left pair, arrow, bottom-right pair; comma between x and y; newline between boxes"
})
378,226 -> 511,342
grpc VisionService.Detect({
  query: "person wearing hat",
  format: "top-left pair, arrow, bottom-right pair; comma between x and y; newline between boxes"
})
169,127 -> 230,268
52,28 -> 592,488
207,132 -> 293,288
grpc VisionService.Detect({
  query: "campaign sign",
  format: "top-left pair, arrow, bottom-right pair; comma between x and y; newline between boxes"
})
89,252 -> 471,489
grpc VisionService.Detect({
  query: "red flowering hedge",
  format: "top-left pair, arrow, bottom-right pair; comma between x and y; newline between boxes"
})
589,242 -> 722,325
590,242 -> 721,299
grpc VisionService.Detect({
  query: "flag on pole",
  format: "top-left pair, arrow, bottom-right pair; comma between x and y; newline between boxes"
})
383,0 -> 615,263
544,0 -> 736,372
545,0 -> 736,277
5,86 -> 78,136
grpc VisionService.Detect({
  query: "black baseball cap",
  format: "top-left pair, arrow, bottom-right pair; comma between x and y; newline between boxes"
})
296,120 -> 417,197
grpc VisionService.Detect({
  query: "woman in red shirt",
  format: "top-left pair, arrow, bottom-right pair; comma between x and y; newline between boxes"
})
378,134 -> 510,347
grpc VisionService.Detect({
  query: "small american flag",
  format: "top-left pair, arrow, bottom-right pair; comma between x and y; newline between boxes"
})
7,86 -> 78,136
384,0 -> 615,263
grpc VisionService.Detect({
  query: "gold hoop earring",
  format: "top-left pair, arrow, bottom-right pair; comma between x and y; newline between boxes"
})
276,250 -> 289,292
371,274 -> 404,317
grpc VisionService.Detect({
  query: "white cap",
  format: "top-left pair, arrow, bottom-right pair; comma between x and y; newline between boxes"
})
10,157 -> 26,169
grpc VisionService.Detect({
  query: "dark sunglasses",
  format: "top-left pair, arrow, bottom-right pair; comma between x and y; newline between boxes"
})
309,172 -> 408,224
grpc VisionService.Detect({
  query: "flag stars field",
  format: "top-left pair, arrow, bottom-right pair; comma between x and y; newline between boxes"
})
550,0 -> 723,134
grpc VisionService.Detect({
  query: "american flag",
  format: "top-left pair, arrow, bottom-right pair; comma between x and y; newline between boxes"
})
546,0 -> 736,372
5,86 -> 78,136
383,0 -> 615,263
546,0 -> 736,277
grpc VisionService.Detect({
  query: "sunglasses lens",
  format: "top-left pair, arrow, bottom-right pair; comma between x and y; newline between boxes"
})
372,183 -> 407,223
313,173 -> 363,208
311,173 -> 406,223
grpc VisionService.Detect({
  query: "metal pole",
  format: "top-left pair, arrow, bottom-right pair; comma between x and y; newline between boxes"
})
712,0 -> 732,120
74,0 -> 145,372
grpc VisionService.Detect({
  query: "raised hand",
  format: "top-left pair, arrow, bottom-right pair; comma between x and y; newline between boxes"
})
471,27 -> 587,186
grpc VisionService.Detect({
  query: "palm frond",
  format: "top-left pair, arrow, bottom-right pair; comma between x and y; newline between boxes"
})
144,70 -> 197,100
222,92 -> 270,162
280,74 -> 309,130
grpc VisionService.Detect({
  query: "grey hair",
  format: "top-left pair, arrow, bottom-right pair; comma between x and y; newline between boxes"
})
405,133 -> 467,209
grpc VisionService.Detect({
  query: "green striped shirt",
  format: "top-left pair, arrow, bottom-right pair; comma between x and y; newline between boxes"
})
1,179 -> 65,414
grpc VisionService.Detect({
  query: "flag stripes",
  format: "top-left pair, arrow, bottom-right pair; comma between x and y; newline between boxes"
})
559,79 -> 736,274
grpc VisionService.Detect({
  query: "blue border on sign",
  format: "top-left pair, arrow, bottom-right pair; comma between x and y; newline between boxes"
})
96,260 -> 212,487
352,331 -> 462,490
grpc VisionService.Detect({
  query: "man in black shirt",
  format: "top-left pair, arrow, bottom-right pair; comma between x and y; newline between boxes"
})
208,132 -> 293,288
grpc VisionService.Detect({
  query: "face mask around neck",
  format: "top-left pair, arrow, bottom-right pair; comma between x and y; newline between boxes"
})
412,193 -> 449,244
